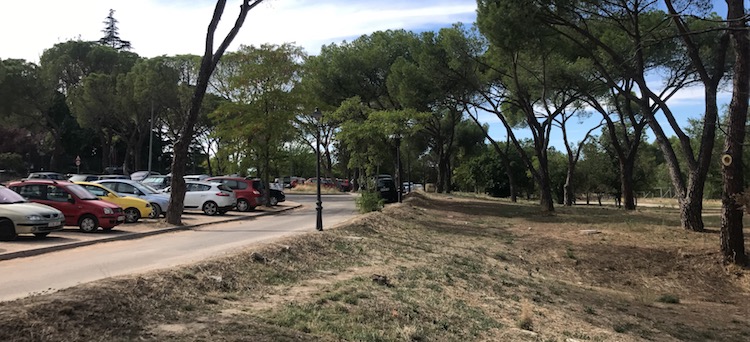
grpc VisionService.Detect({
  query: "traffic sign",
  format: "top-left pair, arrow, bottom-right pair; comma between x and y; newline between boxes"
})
75,155 -> 81,166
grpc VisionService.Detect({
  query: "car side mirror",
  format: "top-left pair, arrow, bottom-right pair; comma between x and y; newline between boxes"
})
68,197 -> 75,204
108,193 -> 116,198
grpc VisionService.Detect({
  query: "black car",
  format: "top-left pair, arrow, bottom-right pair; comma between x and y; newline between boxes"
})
375,175 -> 398,203
249,179 -> 286,206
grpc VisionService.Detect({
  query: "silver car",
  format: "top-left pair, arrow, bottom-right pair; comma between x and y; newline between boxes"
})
94,180 -> 170,219
0,186 -> 64,240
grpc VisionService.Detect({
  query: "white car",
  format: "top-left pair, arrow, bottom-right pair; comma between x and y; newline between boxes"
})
0,185 -> 64,240
166,181 -> 236,216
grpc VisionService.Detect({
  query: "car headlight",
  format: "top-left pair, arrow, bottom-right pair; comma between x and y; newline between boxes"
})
26,215 -> 42,221
103,207 -> 114,215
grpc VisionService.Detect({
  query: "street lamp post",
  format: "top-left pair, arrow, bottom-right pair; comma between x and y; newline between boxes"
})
312,108 -> 324,231
396,135 -> 403,203
390,133 -> 403,203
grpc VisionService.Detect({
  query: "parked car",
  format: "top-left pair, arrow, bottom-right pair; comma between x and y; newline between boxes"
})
141,175 -> 172,190
250,179 -> 285,206
130,171 -> 161,182
104,166 -> 125,175
69,174 -> 131,182
99,174 -> 130,180
306,177 -> 336,188
184,174 -> 211,181
337,178 -> 352,192
280,176 -> 306,188
74,182 -> 152,223
163,181 -> 236,215
94,179 -> 169,219
375,175 -> 398,203
403,182 -> 423,193
69,174 -> 101,182
7,179 -> 125,232
205,177 -> 261,212
0,185 -> 64,240
26,172 -> 67,180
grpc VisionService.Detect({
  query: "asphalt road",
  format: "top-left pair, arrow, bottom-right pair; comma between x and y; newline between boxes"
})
0,194 -> 357,302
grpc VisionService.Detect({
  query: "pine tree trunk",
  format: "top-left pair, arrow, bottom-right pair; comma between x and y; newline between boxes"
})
165,0 -> 256,225
620,160 -> 636,210
721,0 -> 748,265
564,165 -> 575,206
504,157 -> 517,202
539,177 -> 554,212
679,194 -> 704,232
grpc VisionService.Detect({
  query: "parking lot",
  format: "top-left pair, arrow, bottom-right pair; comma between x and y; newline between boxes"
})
0,202 -> 300,261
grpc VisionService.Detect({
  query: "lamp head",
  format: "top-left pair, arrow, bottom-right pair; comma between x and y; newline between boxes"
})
312,107 -> 322,121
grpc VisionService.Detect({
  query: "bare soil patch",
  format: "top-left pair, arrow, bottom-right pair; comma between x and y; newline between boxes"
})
0,192 -> 748,341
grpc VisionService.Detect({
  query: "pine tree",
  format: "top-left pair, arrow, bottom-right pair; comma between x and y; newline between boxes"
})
99,9 -> 132,51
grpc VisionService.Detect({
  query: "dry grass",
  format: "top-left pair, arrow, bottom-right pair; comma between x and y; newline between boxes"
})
0,192 -> 748,341
286,183 -> 342,194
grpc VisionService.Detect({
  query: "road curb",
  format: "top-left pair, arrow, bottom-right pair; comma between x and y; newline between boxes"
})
0,204 -> 302,262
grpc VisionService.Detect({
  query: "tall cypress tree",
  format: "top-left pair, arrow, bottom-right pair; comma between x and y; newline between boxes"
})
99,9 -> 132,51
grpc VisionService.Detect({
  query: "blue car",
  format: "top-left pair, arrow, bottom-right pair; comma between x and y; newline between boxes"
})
94,179 -> 170,219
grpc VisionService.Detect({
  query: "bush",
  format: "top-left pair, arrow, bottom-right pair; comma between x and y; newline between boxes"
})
356,191 -> 384,213
0,153 -> 24,174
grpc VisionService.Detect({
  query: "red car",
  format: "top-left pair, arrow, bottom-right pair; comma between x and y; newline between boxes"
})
204,177 -> 262,212
8,180 -> 126,233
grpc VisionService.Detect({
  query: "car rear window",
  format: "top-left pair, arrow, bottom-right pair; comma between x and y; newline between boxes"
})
218,185 -> 233,192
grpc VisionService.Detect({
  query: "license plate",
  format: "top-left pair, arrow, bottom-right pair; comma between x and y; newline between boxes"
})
48,221 -> 61,227
117,215 -> 125,221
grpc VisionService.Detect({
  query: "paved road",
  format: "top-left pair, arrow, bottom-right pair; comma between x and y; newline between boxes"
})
0,194 -> 357,302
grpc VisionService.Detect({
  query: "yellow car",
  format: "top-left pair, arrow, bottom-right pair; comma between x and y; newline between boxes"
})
74,182 -> 153,223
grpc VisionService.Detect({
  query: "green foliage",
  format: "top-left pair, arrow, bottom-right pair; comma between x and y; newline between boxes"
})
210,43 -> 305,180
0,153 -> 24,174
355,191 -> 384,213
657,294 -> 680,304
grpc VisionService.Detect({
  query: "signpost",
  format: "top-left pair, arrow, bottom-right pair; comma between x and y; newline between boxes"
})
75,155 -> 81,174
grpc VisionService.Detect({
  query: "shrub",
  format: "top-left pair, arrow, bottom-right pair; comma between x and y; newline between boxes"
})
657,294 -> 680,304
356,191 -> 384,213
0,153 -> 24,174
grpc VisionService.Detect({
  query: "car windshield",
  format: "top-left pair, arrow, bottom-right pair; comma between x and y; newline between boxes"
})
65,184 -> 99,200
143,176 -> 167,184
136,183 -> 159,194
0,187 -> 26,204
68,175 -> 91,182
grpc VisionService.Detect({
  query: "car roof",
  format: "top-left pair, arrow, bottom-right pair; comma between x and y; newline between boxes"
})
11,179 -> 74,186
74,181 -> 108,188
186,180 -> 220,185
207,176 -> 246,181
95,179 -> 139,184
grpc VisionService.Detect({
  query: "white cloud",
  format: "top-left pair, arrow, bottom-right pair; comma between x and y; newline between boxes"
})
0,0 -> 477,62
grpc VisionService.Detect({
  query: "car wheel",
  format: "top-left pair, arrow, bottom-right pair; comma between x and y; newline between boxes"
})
203,201 -> 218,216
78,215 -> 99,233
0,219 -> 17,241
124,207 -> 140,223
269,196 -> 279,206
148,203 -> 161,219
33,233 -> 50,238
237,199 -> 250,212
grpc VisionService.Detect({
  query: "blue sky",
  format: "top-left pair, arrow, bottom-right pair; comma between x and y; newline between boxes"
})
0,0 -> 476,62
0,0 -> 732,151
